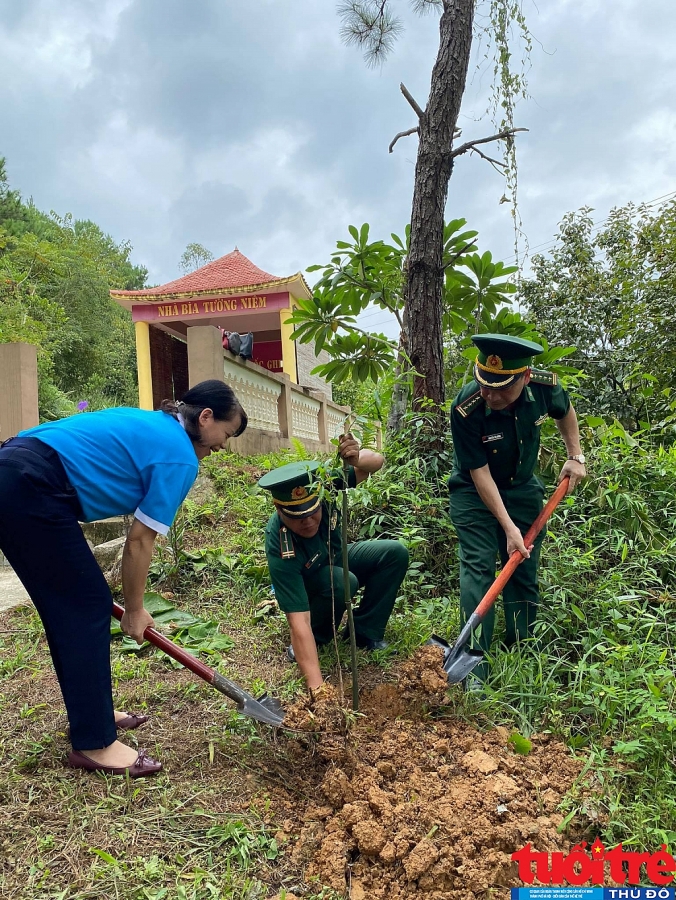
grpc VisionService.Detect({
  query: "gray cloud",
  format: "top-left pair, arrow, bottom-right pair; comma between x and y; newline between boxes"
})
1,0 -> 675,313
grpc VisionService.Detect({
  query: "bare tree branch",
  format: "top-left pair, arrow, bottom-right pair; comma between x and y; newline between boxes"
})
450,127 -> 528,159
389,126 -> 419,153
470,146 -> 506,171
400,82 -> 425,120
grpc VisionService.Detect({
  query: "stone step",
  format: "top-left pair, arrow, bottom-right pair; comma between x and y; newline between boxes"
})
80,516 -> 131,545
92,535 -> 126,570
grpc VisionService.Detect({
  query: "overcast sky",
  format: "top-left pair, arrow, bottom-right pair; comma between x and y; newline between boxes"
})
2,0 -> 675,337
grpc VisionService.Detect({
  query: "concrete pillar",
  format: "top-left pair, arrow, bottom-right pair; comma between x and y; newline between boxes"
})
0,343 -> 39,441
134,321 -> 153,409
279,307 -> 298,384
277,374 -> 294,439
187,326 -> 224,386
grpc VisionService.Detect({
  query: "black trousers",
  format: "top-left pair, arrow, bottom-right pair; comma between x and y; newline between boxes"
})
0,438 -> 117,750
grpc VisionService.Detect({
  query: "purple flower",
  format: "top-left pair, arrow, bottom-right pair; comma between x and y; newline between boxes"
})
77,401 -> 89,412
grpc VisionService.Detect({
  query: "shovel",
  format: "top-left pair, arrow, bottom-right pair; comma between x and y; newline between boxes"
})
111,601 -> 286,727
433,476 -> 571,684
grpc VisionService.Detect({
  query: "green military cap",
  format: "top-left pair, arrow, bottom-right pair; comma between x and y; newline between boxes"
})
258,460 -> 322,519
472,333 -> 544,389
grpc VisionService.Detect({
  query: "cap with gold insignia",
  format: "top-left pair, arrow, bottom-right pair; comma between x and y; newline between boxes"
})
472,333 -> 544,389
258,460 -> 322,519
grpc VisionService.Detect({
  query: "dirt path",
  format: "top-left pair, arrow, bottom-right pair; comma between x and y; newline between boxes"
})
0,567 -> 28,613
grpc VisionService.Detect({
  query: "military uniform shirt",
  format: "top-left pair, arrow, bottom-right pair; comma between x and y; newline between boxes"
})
448,372 -> 570,490
264,467 -> 357,614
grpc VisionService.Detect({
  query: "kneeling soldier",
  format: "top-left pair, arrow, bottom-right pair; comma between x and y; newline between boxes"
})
259,435 -> 409,690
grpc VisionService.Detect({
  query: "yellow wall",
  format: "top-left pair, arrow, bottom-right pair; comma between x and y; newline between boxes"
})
135,321 -> 154,409
279,305 -> 298,383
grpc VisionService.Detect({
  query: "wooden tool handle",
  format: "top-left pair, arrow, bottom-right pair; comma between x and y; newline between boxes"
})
111,600 -> 216,683
473,477 -> 570,620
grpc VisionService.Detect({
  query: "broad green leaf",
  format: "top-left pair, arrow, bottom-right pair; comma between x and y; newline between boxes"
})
508,732 -> 532,755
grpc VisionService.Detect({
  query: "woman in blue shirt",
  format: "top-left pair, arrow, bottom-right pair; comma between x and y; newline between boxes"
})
0,379 -> 246,777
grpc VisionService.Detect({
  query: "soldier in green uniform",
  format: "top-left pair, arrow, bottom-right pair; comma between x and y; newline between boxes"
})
259,435 -> 409,690
449,334 -> 586,682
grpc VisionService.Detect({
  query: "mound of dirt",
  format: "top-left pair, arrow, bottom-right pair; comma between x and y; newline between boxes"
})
274,646 -> 586,899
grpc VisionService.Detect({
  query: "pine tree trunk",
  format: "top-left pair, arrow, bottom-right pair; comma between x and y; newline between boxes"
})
405,0 -> 475,424
387,304 -> 409,434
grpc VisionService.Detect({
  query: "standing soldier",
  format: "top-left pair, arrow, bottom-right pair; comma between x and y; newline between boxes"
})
449,334 -> 586,684
259,435 -> 409,690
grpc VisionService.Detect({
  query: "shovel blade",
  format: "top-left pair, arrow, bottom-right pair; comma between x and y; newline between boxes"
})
213,672 -> 286,727
239,695 -> 286,727
443,646 -> 484,684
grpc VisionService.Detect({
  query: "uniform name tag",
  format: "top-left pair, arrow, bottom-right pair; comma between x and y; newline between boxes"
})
305,553 -> 320,569
482,433 -> 504,443
534,414 -> 549,426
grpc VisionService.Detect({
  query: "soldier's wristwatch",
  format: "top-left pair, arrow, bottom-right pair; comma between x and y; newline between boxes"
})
568,454 -> 586,465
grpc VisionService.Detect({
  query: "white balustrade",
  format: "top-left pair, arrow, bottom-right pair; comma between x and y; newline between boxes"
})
290,391 -> 321,442
223,357 -> 281,433
326,406 -> 347,441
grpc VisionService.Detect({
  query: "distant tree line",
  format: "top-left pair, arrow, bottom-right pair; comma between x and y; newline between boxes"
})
0,156 -> 147,419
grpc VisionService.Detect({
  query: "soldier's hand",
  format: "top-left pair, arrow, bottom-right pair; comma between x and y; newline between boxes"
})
505,525 -> 532,560
558,460 -> 586,494
338,433 -> 361,467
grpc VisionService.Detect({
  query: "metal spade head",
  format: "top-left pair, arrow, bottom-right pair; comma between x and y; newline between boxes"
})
255,693 -> 286,724
443,646 -> 484,684
428,635 -> 484,685
212,672 -> 286,727
239,694 -> 286,727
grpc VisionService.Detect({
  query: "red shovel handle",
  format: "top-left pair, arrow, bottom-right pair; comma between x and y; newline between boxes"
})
111,599 -> 217,684
473,476 -> 570,620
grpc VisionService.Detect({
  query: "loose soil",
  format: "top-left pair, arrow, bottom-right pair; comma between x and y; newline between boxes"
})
1,611 -> 592,900
266,646 -> 586,899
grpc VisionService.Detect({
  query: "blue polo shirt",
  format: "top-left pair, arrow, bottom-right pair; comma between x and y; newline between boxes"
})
20,408 -> 199,534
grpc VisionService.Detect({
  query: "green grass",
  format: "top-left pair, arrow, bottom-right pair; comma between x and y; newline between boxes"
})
3,424 -> 676,897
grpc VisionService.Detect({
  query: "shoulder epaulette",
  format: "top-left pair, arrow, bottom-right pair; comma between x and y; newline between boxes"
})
529,368 -> 557,387
456,391 -> 484,418
279,526 -> 295,559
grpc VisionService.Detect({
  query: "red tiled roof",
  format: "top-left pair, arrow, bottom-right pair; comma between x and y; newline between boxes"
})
111,249 -> 284,298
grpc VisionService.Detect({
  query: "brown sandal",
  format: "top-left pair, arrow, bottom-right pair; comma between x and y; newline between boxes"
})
116,713 -> 149,731
66,713 -> 149,740
68,749 -> 162,777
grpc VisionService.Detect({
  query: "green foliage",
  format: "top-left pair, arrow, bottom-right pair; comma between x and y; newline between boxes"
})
348,404 -> 457,594
341,408 -> 676,843
290,217 -> 579,418
444,249 -> 517,335
0,157 -> 29,235
111,591 -> 234,658
287,221 -> 406,384
508,732 -> 532,755
205,821 -> 279,868
180,242 -> 214,273
521,200 -> 676,430
289,219 -> 528,393
0,157 -> 147,418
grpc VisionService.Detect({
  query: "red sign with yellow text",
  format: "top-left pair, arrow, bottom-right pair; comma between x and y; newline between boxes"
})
131,291 -> 289,322
252,340 -> 284,374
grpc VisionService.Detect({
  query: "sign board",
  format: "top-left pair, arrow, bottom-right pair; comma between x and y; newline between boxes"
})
131,291 -> 289,323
